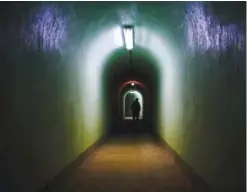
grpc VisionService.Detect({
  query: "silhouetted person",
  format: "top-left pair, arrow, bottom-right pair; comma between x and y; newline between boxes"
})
131,98 -> 141,120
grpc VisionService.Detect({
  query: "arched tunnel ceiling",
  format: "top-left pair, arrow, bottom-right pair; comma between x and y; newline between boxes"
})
1,2 -> 244,56
0,1 -> 244,138
119,80 -> 146,95
102,46 -> 161,133
103,47 -> 159,75
102,46 -> 160,102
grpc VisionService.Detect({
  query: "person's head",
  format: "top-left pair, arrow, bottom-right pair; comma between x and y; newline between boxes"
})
135,98 -> 139,101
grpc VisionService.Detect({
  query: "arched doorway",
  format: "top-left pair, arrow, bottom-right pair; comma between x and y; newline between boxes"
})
123,90 -> 143,120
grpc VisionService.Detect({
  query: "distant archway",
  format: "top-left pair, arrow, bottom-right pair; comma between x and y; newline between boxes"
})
123,90 -> 143,120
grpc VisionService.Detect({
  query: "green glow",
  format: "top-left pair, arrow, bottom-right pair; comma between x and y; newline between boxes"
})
74,22 -> 184,156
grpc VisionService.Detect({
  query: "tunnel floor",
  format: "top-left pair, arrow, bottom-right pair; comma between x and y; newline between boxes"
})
109,119 -> 157,136
44,123 -> 209,192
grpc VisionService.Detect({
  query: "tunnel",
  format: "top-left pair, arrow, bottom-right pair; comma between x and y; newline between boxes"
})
0,2 -> 246,192
102,47 -> 160,136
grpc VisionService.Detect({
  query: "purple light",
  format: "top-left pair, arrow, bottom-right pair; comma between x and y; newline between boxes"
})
185,2 -> 245,55
21,4 -> 69,53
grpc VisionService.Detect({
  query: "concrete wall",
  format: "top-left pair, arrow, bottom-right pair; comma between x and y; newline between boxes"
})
0,3 -> 104,191
158,3 -> 246,191
0,26 -> 101,192
1,51 -> 101,192
164,50 -> 245,191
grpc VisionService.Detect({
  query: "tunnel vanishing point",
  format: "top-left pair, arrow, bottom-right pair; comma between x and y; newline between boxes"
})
0,2 -> 246,192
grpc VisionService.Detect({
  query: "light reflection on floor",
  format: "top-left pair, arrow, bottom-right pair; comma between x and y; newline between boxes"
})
46,136 -> 194,192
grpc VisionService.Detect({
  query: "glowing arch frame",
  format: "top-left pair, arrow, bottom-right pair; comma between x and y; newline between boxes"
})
123,89 -> 143,120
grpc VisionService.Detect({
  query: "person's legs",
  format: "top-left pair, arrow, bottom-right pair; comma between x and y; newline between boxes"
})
136,111 -> 140,120
132,110 -> 135,120
133,112 -> 137,120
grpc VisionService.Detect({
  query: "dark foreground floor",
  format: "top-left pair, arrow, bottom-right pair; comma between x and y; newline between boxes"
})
43,130 -> 210,192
